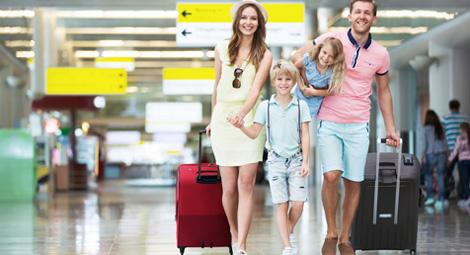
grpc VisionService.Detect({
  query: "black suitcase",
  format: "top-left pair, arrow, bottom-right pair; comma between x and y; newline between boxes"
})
351,138 -> 420,254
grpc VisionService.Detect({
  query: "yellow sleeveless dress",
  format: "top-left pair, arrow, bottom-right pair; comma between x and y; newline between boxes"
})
211,40 -> 265,166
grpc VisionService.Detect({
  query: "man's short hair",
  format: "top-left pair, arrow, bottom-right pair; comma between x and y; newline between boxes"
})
350,0 -> 378,16
449,99 -> 460,110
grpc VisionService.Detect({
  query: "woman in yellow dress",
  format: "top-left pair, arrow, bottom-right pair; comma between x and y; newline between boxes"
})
205,1 -> 272,254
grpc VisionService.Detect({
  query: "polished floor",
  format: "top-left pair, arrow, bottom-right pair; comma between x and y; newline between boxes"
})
1,180 -> 470,255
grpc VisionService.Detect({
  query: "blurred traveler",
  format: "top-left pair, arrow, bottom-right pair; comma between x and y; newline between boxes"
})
230,59 -> 311,255
420,110 -> 448,208
448,122 -> 470,207
292,0 -> 400,254
442,99 -> 470,203
205,1 -> 272,254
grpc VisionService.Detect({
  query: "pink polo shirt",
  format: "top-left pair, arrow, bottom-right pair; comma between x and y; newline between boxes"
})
314,29 -> 390,123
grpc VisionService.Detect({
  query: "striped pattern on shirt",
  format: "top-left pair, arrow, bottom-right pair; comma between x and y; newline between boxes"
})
441,112 -> 469,152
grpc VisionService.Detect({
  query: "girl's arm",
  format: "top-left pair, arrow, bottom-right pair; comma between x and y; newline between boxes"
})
231,50 -> 273,127
301,80 -> 334,97
448,137 -> 461,162
239,123 -> 264,140
300,122 -> 310,178
206,47 -> 222,136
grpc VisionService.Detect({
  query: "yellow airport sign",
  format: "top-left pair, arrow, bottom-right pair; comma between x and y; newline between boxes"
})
177,3 -> 303,23
46,68 -> 127,95
163,67 -> 215,95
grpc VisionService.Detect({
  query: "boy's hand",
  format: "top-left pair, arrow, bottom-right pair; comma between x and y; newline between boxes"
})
228,115 -> 244,128
300,163 -> 310,178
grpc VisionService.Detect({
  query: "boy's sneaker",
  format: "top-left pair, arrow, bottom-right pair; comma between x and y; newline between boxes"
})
237,249 -> 248,255
289,233 -> 297,255
435,200 -> 443,209
443,199 -> 449,207
424,198 -> 435,206
282,247 -> 294,255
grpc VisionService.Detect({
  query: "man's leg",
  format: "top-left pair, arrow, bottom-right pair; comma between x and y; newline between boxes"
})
339,179 -> 361,245
322,171 -> 342,239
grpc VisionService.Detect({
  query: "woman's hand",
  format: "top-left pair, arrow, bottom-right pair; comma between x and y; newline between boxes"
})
228,114 -> 244,128
205,123 -> 212,137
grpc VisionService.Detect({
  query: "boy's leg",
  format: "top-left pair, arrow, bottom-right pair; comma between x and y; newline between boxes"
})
288,201 -> 304,233
276,202 -> 292,248
219,166 -> 239,243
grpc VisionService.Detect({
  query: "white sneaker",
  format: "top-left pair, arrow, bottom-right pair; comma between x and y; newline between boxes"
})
424,198 -> 435,206
282,247 -> 294,255
232,242 -> 238,254
289,233 -> 297,255
237,249 -> 248,255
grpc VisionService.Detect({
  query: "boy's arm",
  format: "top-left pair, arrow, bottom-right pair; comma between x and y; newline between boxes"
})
239,123 -> 264,140
300,122 -> 310,178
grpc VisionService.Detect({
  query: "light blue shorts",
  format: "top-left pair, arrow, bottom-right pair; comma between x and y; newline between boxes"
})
317,120 -> 370,182
267,151 -> 308,204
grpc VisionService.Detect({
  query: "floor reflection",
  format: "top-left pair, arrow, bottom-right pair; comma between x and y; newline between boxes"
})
0,180 -> 469,254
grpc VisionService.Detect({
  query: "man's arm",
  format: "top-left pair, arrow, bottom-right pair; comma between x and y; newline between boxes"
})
376,73 -> 400,148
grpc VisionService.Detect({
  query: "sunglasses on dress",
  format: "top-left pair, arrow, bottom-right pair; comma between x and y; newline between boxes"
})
232,68 -> 243,89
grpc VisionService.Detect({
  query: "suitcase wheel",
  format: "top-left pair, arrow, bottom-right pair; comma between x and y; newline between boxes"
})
178,247 -> 185,255
229,245 -> 233,254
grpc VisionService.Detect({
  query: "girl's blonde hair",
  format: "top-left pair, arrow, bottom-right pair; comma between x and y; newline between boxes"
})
308,37 -> 346,95
228,3 -> 267,71
270,59 -> 297,84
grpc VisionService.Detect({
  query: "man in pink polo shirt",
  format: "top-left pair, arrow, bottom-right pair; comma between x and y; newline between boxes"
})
292,0 -> 400,254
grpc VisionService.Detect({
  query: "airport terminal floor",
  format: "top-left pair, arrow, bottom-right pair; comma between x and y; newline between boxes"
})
1,180 -> 470,255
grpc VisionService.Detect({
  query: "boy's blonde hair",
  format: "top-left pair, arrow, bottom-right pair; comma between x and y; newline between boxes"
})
308,37 -> 346,95
270,59 -> 297,84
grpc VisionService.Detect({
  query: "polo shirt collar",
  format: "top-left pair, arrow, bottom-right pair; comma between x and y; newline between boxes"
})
269,94 -> 298,107
347,28 -> 372,50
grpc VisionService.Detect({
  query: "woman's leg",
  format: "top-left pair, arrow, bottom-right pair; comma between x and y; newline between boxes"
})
236,162 -> 259,251
436,153 -> 447,200
276,202 -> 291,248
424,155 -> 435,199
220,166 -> 239,243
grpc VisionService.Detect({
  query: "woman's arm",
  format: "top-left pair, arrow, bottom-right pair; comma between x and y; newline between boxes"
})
231,50 -> 273,126
206,47 -> 222,136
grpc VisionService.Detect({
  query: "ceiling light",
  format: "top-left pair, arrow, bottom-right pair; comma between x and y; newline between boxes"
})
5,40 -> 34,47
75,51 -> 100,58
326,26 -> 428,34
0,27 -> 33,34
67,27 -> 177,35
0,10 -> 34,18
341,9 -> 456,20
16,51 -> 34,58
72,40 -> 177,48
126,87 -> 138,93
56,10 -> 178,19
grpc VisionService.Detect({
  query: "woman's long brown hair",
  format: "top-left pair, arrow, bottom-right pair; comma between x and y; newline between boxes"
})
424,109 -> 444,140
228,3 -> 267,71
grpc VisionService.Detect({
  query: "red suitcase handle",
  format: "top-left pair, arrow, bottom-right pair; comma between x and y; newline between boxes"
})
197,130 -> 221,184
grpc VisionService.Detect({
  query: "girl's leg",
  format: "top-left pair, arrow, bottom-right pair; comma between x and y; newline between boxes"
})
220,166 -> 239,243
436,153 -> 447,200
424,156 -> 435,199
458,161 -> 470,198
237,162 -> 259,251
276,202 -> 291,248
288,201 -> 304,234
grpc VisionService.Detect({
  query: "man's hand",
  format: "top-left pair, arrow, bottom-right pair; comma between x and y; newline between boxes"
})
385,132 -> 400,149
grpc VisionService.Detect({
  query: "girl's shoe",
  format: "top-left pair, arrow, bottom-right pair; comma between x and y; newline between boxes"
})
289,233 -> 297,255
424,198 -> 435,206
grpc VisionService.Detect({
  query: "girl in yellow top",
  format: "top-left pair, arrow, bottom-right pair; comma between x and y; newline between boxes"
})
205,1 -> 272,254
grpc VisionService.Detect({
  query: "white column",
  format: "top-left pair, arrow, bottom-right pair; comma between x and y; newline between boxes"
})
429,42 -> 450,118
450,48 -> 470,115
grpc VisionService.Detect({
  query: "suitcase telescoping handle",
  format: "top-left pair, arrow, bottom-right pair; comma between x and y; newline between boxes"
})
373,138 -> 403,225
196,129 -> 221,184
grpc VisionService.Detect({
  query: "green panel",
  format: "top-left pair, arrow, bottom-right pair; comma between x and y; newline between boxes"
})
0,129 -> 36,201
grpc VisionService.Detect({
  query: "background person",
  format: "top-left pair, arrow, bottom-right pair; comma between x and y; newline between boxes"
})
420,110 -> 448,209
205,1 -> 272,254
448,122 -> 470,207
292,0 -> 400,254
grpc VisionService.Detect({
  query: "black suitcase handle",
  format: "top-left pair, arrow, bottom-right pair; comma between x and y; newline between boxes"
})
373,138 -> 403,225
196,129 -> 221,184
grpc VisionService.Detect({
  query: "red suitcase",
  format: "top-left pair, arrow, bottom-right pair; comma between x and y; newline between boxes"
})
176,130 -> 232,255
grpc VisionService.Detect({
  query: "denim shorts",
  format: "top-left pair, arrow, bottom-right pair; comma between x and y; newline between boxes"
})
267,151 -> 308,204
317,120 -> 370,182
